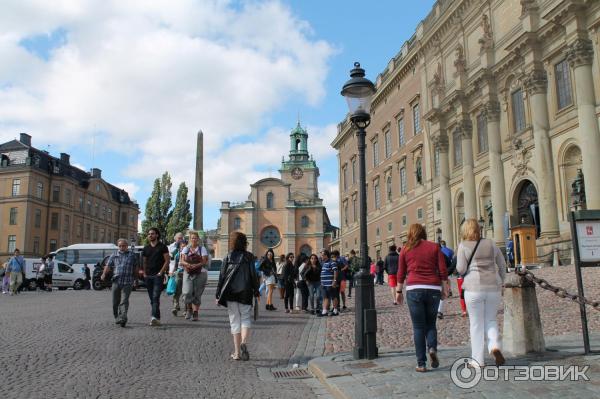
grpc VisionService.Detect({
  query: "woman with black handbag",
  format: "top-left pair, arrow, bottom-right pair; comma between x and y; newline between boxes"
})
456,218 -> 506,367
216,232 -> 260,361
281,253 -> 297,313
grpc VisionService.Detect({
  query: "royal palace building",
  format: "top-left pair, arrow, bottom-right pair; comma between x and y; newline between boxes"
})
333,0 -> 600,264
0,133 -> 139,258
216,123 -> 336,258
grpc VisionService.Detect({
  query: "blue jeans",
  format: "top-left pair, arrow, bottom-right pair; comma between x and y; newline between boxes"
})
406,289 -> 441,367
308,282 -> 322,311
145,275 -> 163,320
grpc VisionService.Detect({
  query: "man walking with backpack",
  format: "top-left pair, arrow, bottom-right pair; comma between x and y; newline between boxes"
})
384,245 -> 400,305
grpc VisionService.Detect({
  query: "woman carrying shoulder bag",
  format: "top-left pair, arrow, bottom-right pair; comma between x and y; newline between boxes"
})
216,232 -> 260,361
456,219 -> 506,367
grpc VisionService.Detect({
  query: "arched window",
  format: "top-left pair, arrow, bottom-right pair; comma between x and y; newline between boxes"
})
266,192 -> 274,209
511,88 -> 526,133
301,215 -> 309,228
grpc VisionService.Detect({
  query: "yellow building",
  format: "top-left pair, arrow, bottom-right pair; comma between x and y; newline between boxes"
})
216,123 -> 336,258
0,133 -> 139,258
332,0 -> 600,265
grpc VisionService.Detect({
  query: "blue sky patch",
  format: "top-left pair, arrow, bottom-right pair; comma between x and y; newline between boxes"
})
19,27 -> 68,61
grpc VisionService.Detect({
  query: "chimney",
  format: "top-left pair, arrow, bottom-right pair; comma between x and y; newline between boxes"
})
19,133 -> 31,146
91,168 -> 102,178
60,153 -> 70,164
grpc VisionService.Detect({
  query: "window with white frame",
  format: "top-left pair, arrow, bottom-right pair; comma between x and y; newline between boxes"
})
8,235 -> 16,253
372,139 -> 380,167
384,130 -> 392,158
36,182 -> 43,199
413,103 -> 421,134
400,167 -> 407,195
477,113 -> 488,153
417,208 -> 423,220
555,59 -> 573,110
374,181 -> 381,209
511,88 -> 526,133
9,207 -> 17,225
12,179 -> 20,196
398,118 -> 405,147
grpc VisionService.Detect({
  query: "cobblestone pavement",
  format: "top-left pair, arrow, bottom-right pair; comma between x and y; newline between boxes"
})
325,265 -> 600,353
0,287 -> 331,399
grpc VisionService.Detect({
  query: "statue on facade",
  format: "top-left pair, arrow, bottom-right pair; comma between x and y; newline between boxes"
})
571,168 -> 586,209
479,14 -> 494,51
415,158 -> 423,185
485,200 -> 493,229
454,44 -> 466,73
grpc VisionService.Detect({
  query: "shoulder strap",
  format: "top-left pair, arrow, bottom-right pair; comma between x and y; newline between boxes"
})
463,239 -> 481,277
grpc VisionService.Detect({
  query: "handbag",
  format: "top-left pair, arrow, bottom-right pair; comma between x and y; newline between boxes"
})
166,275 -> 177,296
460,239 -> 481,299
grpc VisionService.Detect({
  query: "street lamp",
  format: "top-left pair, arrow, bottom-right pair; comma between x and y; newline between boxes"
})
341,62 -> 378,360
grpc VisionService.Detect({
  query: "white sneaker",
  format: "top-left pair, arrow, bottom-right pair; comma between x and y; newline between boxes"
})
150,317 -> 161,326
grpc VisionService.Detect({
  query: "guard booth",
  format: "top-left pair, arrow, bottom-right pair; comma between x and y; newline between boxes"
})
511,225 -> 537,266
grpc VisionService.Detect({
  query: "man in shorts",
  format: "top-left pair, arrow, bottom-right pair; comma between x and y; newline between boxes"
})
319,249 -> 339,316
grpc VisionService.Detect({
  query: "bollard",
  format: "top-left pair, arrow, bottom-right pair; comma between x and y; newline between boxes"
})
552,248 -> 560,267
502,271 -> 545,356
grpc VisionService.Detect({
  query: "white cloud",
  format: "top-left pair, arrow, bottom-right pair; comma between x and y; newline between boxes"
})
113,181 -> 140,200
319,181 -> 340,227
0,0 -> 339,227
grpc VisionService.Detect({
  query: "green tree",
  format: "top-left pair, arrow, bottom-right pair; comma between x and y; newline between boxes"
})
166,182 -> 193,242
141,172 -> 173,243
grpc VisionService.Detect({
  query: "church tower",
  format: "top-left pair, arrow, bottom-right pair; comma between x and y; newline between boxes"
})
280,122 -> 320,200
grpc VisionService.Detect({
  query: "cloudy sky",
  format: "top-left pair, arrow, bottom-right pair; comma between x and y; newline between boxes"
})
0,0 -> 434,230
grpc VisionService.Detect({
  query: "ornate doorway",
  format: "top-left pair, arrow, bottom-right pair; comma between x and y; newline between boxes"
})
516,180 -> 540,238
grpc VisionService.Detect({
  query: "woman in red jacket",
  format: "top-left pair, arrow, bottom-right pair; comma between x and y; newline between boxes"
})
396,224 -> 449,372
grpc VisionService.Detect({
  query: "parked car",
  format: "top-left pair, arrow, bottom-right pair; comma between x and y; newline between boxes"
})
92,256 -> 112,291
22,259 -> 87,291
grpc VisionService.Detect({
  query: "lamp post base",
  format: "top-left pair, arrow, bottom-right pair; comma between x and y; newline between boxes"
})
353,269 -> 378,360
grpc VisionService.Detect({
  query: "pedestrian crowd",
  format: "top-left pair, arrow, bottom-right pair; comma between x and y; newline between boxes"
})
1,249 -> 56,295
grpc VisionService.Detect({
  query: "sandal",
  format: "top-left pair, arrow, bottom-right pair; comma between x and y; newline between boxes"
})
230,353 -> 241,361
240,343 -> 249,361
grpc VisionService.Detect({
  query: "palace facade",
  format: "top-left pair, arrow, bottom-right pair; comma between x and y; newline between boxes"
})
332,0 -> 600,264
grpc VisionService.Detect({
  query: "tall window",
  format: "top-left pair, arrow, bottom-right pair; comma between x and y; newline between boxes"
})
555,59 -> 573,110
413,103 -> 421,134
386,176 -> 392,202
374,181 -> 381,209
352,196 -> 357,221
344,202 -> 348,225
384,130 -> 392,158
233,217 -> 241,229
477,113 -> 488,153
33,237 -> 40,255
36,182 -> 44,199
79,196 -> 84,211
51,212 -> 59,230
511,88 -> 526,133
400,167 -> 407,195
398,118 -> 405,147
34,209 -> 42,228
49,239 -> 57,252
301,215 -> 309,228
77,221 -> 83,238
95,203 -> 99,217
65,188 -> 72,206
8,235 -> 16,253
64,215 -> 71,233
107,208 -> 112,223
52,185 -> 60,202
417,208 -> 423,220
266,192 -> 274,209
343,166 -> 348,191
372,139 -> 380,167
351,158 -> 356,184
87,200 -> 92,214
454,134 -> 462,167
434,148 -> 440,177
12,179 -> 20,196
9,207 -> 17,225
86,224 -> 91,240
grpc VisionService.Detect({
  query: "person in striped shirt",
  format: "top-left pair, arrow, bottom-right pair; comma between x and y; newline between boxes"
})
319,249 -> 339,316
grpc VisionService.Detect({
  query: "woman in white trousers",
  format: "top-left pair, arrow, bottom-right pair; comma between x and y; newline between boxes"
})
456,219 -> 506,367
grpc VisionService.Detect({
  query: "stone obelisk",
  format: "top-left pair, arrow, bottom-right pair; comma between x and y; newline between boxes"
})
193,130 -> 203,231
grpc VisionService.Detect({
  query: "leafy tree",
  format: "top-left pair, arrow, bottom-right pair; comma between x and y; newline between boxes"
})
141,172 -> 173,243
166,182 -> 193,242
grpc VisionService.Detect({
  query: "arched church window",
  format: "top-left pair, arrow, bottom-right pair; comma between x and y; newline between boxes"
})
266,192 -> 274,209
296,139 -> 301,151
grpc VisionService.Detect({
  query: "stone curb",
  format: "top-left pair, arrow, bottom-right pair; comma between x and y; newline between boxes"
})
307,356 -> 353,399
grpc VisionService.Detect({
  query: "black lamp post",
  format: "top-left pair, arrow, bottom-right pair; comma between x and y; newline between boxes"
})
341,62 -> 378,360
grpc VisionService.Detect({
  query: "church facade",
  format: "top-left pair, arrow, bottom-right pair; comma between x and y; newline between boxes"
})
215,123 -> 335,258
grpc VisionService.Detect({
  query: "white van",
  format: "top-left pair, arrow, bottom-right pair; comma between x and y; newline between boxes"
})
22,257 -> 87,291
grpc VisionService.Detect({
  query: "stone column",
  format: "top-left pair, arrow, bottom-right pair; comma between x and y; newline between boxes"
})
485,101 -> 508,247
434,134 -> 455,249
524,69 -> 559,238
458,120 -> 478,219
567,38 -> 600,209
